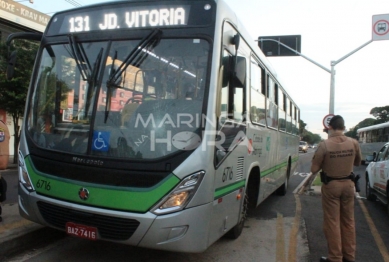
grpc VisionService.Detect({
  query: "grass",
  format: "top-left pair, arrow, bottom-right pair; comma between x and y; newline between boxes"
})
311,174 -> 322,186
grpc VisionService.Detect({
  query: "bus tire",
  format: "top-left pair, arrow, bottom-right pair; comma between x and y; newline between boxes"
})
276,164 -> 290,196
225,187 -> 248,239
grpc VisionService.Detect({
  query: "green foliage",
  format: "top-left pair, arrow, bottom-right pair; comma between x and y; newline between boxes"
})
0,39 -> 38,163
344,118 -> 376,139
345,106 -> 389,139
370,106 -> 389,123
299,119 -> 321,145
299,119 -> 306,135
301,130 -> 321,145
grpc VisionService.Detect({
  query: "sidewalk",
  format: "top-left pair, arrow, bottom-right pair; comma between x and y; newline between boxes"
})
0,163 -> 66,260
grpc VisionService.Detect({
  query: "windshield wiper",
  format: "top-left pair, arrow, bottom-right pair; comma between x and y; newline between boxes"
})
84,47 -> 104,120
68,34 -> 91,81
108,29 -> 162,87
103,29 -> 162,123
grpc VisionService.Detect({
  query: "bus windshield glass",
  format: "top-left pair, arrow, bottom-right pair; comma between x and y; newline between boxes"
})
27,36 -> 209,160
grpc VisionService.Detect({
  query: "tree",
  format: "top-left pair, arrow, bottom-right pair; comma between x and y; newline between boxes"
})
301,130 -> 321,145
344,118 -> 376,139
370,106 -> 389,124
0,40 -> 38,163
299,119 -> 321,144
299,119 -> 306,136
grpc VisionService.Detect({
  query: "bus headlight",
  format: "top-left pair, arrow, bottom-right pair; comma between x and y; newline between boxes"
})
151,171 -> 205,215
19,152 -> 34,192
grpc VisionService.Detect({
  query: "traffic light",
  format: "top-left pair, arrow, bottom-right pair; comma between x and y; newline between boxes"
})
258,35 -> 301,57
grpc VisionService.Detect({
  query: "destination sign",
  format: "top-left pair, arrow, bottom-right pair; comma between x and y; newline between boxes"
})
46,2 -> 215,36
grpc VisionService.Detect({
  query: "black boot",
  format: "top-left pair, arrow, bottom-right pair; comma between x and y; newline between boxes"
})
320,257 -> 330,262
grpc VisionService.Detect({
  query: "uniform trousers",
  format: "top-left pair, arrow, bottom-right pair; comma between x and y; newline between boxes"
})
321,179 -> 355,262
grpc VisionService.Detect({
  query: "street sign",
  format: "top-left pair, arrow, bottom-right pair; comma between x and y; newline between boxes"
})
322,114 -> 335,129
372,14 -> 389,41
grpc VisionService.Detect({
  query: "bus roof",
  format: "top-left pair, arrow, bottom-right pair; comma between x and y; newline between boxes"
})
357,121 -> 389,133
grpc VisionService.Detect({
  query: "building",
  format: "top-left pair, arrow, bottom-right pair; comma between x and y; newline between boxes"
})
0,0 -> 50,161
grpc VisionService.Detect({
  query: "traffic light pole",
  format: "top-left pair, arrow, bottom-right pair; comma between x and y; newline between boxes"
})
328,39 -> 372,114
258,38 -> 331,74
258,38 -> 373,115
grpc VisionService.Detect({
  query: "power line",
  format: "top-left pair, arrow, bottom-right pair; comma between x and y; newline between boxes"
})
64,0 -> 82,7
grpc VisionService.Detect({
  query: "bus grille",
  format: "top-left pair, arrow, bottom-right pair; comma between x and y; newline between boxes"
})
37,201 -> 140,241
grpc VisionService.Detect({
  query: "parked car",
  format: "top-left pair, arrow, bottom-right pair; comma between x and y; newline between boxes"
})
299,141 -> 308,153
365,142 -> 389,214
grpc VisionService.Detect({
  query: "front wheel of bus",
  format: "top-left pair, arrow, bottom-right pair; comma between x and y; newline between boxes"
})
225,187 -> 248,239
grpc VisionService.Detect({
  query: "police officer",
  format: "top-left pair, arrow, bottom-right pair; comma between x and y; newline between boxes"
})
311,115 -> 361,262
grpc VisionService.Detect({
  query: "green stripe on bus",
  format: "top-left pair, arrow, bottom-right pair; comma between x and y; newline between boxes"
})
25,156 -> 180,213
261,156 -> 299,177
214,155 -> 298,199
261,161 -> 287,177
214,180 -> 246,199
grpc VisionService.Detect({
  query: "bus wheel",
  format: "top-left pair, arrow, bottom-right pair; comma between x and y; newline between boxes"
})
225,187 -> 248,239
276,164 -> 290,196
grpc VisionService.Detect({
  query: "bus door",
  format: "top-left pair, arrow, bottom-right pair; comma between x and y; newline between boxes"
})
209,41 -> 248,242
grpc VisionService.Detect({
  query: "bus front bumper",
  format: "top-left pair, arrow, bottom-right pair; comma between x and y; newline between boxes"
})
18,184 -> 213,253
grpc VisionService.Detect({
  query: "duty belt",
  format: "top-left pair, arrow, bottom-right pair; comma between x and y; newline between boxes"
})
320,172 -> 355,185
326,174 -> 353,183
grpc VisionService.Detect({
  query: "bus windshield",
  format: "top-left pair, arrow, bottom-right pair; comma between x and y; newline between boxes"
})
27,36 -> 209,160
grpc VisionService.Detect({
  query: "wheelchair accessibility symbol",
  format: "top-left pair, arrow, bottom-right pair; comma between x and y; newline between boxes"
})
92,131 -> 110,152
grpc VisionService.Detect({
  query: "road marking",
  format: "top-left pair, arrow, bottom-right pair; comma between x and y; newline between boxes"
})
276,212 -> 286,262
288,194 -> 302,262
293,172 -> 310,177
358,199 -> 389,262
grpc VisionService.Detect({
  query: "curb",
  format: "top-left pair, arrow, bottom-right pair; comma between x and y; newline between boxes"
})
293,172 -> 322,196
0,226 -> 66,260
0,203 -> 66,260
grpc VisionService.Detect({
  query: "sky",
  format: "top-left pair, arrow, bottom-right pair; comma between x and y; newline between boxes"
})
20,0 -> 389,138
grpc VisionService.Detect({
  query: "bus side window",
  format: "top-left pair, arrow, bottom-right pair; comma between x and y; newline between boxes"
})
232,56 -> 246,122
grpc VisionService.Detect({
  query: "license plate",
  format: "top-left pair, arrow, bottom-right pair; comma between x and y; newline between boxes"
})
66,222 -> 98,240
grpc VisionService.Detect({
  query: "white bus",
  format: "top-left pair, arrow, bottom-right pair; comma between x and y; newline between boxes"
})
7,0 -> 299,252
357,122 -> 389,162
357,122 -> 389,144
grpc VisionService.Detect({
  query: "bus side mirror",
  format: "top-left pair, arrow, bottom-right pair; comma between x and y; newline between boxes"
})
6,51 -> 17,80
373,151 -> 377,161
